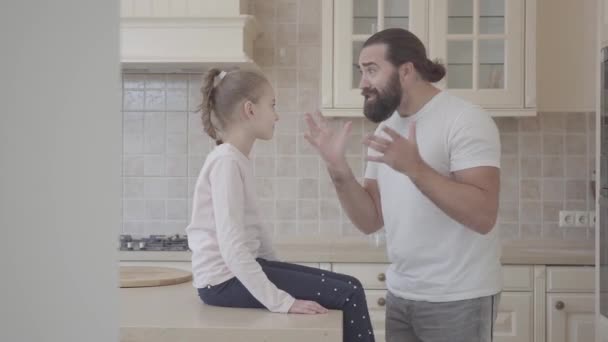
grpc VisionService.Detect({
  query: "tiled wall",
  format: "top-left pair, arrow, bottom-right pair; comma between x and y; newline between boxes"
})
122,74 -> 198,236
494,114 -> 595,241
121,0 -> 595,242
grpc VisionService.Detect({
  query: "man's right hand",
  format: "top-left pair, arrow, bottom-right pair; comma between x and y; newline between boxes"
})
288,299 -> 329,314
303,111 -> 352,174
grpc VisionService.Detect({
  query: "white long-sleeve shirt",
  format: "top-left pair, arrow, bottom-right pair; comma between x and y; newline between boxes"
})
186,143 -> 295,313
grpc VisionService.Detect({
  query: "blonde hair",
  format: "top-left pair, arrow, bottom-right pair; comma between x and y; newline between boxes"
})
198,68 -> 270,145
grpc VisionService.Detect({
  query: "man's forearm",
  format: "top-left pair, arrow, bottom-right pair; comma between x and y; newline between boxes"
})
410,164 -> 498,234
328,165 -> 383,234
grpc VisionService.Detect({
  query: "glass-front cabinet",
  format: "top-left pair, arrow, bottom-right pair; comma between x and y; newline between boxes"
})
323,0 -> 428,111
429,0 -> 525,108
321,0 -> 536,117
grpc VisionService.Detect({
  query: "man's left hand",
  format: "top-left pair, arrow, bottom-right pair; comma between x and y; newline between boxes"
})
363,123 -> 427,180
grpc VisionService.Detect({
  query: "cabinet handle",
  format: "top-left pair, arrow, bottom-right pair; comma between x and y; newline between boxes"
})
377,273 -> 386,281
377,297 -> 386,306
555,301 -> 565,310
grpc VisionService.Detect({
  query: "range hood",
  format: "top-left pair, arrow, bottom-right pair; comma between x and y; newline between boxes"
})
120,0 -> 258,72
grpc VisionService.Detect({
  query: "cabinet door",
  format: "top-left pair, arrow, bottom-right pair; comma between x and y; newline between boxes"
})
604,0 -> 608,45
429,0 -> 524,108
597,0 -> 608,48
333,0 -> 428,108
536,0 -> 597,112
493,292 -> 533,342
547,294 -> 595,342
365,289 -> 388,342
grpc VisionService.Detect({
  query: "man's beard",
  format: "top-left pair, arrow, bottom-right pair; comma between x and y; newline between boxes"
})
362,72 -> 402,123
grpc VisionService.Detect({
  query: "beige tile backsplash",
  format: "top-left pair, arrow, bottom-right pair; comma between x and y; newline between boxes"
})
121,0 -> 595,242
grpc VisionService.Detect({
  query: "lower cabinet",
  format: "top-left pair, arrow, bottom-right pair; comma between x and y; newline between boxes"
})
331,264 -> 536,342
546,293 -> 595,342
494,292 -> 534,342
546,266 -> 596,342
329,264 -> 595,342
364,290 -> 388,342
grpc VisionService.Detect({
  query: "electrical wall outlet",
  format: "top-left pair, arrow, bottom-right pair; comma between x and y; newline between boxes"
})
589,211 -> 597,227
574,211 -> 589,227
559,210 -> 595,228
559,211 -> 576,227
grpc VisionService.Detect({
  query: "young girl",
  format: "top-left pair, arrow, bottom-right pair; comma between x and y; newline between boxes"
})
186,68 -> 375,341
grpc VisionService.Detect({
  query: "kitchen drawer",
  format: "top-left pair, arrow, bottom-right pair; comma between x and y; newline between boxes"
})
365,289 -> 389,312
502,265 -> 534,291
331,264 -> 532,292
547,266 -> 595,293
332,263 -> 389,289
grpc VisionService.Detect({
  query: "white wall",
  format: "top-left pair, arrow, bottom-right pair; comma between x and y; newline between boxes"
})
0,1 -> 120,341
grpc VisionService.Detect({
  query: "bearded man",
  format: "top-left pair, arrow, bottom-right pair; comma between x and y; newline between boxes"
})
304,28 -> 502,342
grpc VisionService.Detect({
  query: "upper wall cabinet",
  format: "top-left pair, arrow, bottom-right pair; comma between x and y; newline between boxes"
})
536,0 -> 597,113
429,0 -> 531,113
322,0 -> 537,117
322,0 -> 428,114
603,0 -> 608,46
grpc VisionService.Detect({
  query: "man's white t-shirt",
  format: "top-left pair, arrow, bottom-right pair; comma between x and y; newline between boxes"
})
364,91 -> 502,302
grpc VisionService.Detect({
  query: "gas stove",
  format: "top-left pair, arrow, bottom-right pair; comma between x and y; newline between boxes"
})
119,234 -> 189,251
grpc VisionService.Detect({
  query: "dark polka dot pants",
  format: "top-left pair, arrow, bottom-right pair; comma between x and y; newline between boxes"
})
198,258 -> 376,342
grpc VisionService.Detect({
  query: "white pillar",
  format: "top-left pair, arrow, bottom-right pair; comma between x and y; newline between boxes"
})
0,1 -> 121,341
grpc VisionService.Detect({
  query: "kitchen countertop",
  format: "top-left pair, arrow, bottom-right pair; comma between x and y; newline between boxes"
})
121,281 -> 342,342
119,239 -> 594,341
119,238 -> 595,265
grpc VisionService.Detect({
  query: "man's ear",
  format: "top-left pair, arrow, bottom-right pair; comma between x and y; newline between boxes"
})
399,62 -> 413,81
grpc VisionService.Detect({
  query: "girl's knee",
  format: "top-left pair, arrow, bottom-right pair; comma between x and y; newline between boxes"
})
344,275 -> 363,289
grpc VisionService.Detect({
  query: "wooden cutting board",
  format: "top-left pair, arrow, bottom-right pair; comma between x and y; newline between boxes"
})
120,266 -> 192,288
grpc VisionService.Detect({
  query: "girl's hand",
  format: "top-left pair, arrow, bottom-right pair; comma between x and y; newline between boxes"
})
288,299 -> 329,314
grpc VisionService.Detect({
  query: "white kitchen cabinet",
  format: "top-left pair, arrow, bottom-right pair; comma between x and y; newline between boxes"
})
362,291 -> 533,342
547,294 -> 596,342
322,0 -> 428,113
321,0 -> 536,117
546,266 -> 595,342
536,0 -> 597,112
602,0 -> 608,46
428,0 -> 530,112
365,290 -> 388,342
547,266 -> 596,293
494,292 -> 533,342
332,263 -> 390,341
494,266 -> 534,342
331,263 -> 535,342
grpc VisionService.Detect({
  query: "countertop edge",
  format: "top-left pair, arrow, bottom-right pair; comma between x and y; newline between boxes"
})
118,240 -> 595,266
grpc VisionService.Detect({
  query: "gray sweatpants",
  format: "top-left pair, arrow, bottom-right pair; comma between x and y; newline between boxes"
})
385,291 -> 500,342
